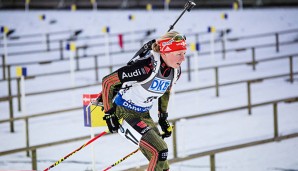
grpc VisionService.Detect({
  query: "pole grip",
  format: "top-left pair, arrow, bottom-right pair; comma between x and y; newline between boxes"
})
185,1 -> 196,12
167,1 -> 196,32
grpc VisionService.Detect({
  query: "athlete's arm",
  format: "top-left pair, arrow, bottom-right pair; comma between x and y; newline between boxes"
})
101,71 -> 122,112
117,57 -> 153,83
158,67 -> 181,113
158,89 -> 171,113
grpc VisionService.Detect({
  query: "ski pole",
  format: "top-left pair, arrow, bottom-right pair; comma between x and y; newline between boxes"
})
103,148 -> 140,171
128,1 -> 196,65
167,1 -> 196,32
43,129 -> 109,171
90,93 -> 104,113
102,126 -> 173,171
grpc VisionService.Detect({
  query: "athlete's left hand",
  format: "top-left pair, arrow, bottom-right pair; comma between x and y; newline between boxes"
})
158,112 -> 173,139
91,93 -> 103,106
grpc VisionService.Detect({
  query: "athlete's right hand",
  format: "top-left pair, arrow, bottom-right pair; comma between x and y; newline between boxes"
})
103,107 -> 119,133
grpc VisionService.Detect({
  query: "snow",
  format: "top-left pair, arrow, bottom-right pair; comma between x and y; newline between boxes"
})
1,8 -> 298,171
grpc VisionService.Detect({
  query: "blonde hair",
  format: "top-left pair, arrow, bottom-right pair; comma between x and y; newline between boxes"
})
152,31 -> 180,53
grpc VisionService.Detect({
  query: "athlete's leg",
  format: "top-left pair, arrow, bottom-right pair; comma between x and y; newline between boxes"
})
140,114 -> 169,171
115,107 -> 169,171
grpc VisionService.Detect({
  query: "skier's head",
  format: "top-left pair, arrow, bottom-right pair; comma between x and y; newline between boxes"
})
152,31 -> 187,68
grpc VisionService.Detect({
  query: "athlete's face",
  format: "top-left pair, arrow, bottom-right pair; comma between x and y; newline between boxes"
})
162,50 -> 186,68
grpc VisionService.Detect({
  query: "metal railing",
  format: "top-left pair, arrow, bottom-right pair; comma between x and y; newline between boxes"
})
1,29 -> 156,59
126,96 -> 298,170
1,52 -> 297,133
0,96 -> 297,170
0,29 -> 80,43
127,133 -> 298,171
2,27 -> 297,81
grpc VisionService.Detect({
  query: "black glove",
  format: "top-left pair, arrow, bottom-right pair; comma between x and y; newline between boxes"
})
158,112 -> 172,139
103,106 -> 119,133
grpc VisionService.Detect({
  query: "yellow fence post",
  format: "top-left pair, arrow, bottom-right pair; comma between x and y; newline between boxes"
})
275,33 -> 279,52
17,77 -> 21,111
210,154 -> 216,171
215,67 -> 219,97
94,55 -> 99,82
2,54 -> 6,80
172,121 -> 178,158
273,103 -> 279,139
75,47 -> 79,71
46,33 -> 50,51
31,149 -> 37,170
289,56 -> 293,83
59,40 -> 64,60
247,81 -> 252,115
221,39 -> 226,60
7,65 -> 15,132
251,47 -> 256,71
25,118 -> 30,157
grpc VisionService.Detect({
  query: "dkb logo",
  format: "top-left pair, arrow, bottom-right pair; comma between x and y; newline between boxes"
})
149,78 -> 171,93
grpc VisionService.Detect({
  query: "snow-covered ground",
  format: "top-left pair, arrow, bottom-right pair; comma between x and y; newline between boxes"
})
0,8 -> 298,171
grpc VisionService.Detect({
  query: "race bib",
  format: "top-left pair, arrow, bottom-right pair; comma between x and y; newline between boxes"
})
149,77 -> 171,93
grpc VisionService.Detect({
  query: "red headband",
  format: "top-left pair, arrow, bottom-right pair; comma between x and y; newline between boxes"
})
159,38 -> 187,53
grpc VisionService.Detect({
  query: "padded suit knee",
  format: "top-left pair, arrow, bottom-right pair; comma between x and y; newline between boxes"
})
140,129 -> 169,170
158,149 -> 168,161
